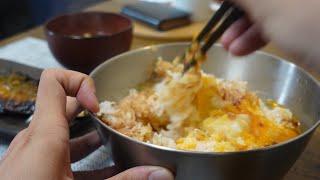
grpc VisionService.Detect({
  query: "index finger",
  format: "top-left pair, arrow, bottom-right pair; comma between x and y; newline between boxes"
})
31,69 -> 99,134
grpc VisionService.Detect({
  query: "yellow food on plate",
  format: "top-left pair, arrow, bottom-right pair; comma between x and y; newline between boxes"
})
0,72 -> 38,114
98,58 -> 300,152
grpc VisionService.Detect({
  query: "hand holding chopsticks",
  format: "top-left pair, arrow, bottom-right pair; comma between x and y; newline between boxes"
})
183,1 -> 244,73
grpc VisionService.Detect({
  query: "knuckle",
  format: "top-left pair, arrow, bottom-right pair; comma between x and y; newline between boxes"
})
40,69 -> 56,80
41,68 -> 65,79
33,125 -> 69,148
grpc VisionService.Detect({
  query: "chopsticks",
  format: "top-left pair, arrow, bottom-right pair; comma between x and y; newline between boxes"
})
183,1 -> 244,73
196,1 -> 234,42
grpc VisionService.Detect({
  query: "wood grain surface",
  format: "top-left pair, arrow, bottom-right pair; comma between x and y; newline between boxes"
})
0,0 -> 319,179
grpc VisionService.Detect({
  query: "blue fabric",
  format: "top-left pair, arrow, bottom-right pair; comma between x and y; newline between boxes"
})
0,139 -> 113,171
27,0 -> 68,24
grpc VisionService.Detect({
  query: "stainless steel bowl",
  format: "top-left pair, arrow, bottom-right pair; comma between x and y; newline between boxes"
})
89,43 -> 320,180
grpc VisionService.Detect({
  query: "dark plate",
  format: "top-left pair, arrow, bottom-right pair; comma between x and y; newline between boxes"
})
0,59 -> 94,140
0,59 -> 41,139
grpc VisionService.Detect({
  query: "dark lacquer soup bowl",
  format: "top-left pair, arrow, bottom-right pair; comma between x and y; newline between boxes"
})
45,12 -> 133,74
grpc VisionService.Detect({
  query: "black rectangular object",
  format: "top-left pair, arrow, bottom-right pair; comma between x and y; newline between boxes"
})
121,2 -> 191,31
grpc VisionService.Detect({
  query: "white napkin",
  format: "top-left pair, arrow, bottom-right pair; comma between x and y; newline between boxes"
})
0,37 -> 63,69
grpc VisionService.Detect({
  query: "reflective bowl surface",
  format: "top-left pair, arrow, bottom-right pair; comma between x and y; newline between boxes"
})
90,43 -> 320,180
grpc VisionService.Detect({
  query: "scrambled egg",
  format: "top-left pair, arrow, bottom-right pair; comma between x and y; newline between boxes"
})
98,59 -> 300,152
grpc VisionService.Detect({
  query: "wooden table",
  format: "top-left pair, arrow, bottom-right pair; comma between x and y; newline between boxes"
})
0,0 -> 319,179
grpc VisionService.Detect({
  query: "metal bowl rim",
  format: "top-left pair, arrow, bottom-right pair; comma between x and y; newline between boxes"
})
90,42 -> 320,156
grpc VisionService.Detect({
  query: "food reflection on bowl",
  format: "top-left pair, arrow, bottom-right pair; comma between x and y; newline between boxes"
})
89,43 -> 320,180
45,12 -> 133,74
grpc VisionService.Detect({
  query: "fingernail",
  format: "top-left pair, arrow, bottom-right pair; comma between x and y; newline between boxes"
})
229,41 -> 242,56
148,168 -> 174,180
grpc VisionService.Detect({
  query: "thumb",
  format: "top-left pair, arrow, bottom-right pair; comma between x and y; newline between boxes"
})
107,166 -> 174,180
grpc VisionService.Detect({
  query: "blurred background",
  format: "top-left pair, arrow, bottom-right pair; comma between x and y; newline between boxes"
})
0,0 -> 107,40
0,0 -> 220,40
